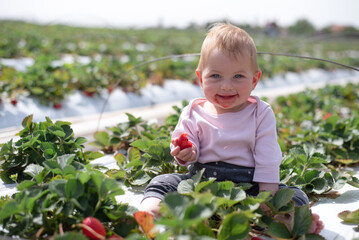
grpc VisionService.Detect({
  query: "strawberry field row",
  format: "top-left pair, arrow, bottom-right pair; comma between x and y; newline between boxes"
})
0,82 -> 358,239
1,21 -> 359,108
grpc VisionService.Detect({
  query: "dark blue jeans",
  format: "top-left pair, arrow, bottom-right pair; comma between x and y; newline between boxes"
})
143,161 -> 309,206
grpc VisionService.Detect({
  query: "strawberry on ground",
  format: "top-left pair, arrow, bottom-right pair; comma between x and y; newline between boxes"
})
54,102 -> 62,109
82,217 -> 106,240
107,85 -> 115,93
84,90 -> 95,97
11,98 -> 18,106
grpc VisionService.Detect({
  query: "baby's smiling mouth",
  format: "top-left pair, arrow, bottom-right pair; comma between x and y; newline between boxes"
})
215,94 -> 238,107
216,94 -> 237,100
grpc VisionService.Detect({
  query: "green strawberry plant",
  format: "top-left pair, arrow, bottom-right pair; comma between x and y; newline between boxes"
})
275,83 -> 359,168
318,115 -> 359,164
0,65 -> 22,101
274,83 -> 359,126
280,144 -> 359,198
18,55 -> 74,106
90,100 -> 188,155
108,136 -> 186,187
156,170 -> 259,239
281,114 -> 359,165
90,110 -> 188,186
0,156 -> 138,239
154,170 -> 324,239
338,208 -> 359,230
90,113 -> 146,154
0,114 -> 103,183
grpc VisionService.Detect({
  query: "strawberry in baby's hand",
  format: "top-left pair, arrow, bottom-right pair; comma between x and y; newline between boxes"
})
177,133 -> 193,150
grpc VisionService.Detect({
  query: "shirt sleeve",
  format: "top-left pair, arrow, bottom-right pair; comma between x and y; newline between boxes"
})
170,102 -> 200,166
252,103 -> 282,183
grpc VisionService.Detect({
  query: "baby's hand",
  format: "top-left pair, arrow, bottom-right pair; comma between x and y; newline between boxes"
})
171,134 -> 196,164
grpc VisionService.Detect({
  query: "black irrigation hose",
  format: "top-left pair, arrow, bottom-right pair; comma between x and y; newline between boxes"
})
96,52 -> 359,131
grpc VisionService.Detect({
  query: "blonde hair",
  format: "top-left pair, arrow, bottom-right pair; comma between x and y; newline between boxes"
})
197,23 -> 259,72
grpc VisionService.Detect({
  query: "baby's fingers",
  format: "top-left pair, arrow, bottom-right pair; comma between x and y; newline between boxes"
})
170,146 -> 181,157
171,138 -> 179,146
177,148 -> 196,162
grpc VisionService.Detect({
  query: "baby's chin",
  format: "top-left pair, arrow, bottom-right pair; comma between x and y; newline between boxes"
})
214,101 -> 251,114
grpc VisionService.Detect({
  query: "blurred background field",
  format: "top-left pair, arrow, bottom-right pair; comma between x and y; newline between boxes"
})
1,18 -> 358,113
1,0 -> 359,114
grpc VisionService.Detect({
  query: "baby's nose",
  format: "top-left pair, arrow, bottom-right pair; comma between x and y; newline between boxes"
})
221,80 -> 233,90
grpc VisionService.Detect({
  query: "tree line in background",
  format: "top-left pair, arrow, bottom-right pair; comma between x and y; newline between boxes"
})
186,18 -> 359,37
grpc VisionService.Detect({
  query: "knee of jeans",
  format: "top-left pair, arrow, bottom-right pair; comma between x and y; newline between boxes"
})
294,192 -> 309,206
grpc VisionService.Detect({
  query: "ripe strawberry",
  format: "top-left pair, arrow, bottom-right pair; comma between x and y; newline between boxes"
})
53,102 -> 62,109
107,85 -> 115,93
11,98 -> 18,106
84,90 -> 94,97
178,133 -> 193,150
82,217 -> 106,240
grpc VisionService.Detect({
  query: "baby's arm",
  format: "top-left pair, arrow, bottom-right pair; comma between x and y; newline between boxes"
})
259,182 -> 279,213
258,182 -> 279,195
171,138 -> 197,164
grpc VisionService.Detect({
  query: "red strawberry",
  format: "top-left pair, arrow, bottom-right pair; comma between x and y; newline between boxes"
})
82,217 -> 106,240
11,98 -> 18,106
178,133 -> 193,150
108,85 -> 115,93
54,102 -> 62,109
84,90 -> 94,97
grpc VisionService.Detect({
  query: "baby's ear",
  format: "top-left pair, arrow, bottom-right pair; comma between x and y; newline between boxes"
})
196,70 -> 203,85
252,70 -> 262,90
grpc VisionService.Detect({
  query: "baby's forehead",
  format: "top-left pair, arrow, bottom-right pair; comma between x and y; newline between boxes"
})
208,47 -> 251,61
204,48 -> 257,72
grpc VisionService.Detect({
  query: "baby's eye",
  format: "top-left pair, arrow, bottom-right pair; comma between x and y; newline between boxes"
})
234,74 -> 243,79
211,74 -> 221,79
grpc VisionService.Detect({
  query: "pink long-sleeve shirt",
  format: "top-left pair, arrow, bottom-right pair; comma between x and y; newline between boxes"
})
171,95 -> 282,183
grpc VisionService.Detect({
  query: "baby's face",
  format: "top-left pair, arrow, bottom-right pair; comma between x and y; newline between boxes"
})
197,48 -> 261,114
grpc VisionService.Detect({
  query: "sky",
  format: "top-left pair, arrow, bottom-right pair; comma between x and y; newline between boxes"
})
0,0 -> 359,29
